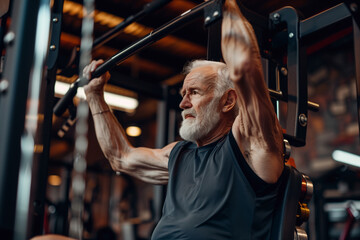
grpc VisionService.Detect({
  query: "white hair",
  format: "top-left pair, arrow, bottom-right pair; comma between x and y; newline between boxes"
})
183,60 -> 239,117
183,60 -> 233,96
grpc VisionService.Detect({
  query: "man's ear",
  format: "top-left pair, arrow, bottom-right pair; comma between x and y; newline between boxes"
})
221,89 -> 237,113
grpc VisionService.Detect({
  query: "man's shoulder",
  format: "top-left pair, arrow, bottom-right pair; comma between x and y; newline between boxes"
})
168,140 -> 192,159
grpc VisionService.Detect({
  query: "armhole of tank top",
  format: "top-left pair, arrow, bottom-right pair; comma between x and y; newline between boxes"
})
168,141 -> 189,172
228,131 -> 280,196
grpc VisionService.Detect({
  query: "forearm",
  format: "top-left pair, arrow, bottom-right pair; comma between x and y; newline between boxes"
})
222,0 -> 260,81
86,93 -> 172,184
87,93 -> 132,168
222,0 -> 283,154
82,60 -> 171,184
222,0 -> 267,101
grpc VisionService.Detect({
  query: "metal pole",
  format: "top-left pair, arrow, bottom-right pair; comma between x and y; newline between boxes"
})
13,0 -> 51,239
0,0 -> 41,238
27,0 -> 65,237
153,85 -> 170,223
353,18 -> 360,143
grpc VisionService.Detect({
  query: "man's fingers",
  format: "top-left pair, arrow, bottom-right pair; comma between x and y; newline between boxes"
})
92,59 -> 104,72
90,61 -> 97,72
83,65 -> 90,78
83,59 -> 103,79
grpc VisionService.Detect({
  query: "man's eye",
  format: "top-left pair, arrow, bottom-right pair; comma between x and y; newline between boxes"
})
192,90 -> 198,95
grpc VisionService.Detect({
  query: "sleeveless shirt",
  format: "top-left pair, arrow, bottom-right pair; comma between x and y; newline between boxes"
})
151,131 -> 284,240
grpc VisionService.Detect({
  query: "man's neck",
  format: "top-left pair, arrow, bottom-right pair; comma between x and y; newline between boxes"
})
195,122 -> 232,147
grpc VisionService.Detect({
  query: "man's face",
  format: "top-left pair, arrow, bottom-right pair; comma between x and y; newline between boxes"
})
179,66 -> 221,142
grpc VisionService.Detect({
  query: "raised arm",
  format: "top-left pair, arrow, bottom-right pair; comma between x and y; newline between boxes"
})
221,0 -> 284,183
83,60 -> 175,184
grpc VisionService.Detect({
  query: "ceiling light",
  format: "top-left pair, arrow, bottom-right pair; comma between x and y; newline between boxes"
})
332,150 -> 360,168
126,126 -> 142,137
48,175 -> 62,186
54,81 -> 138,113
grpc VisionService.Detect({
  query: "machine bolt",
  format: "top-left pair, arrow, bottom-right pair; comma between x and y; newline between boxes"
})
350,3 -> 358,12
0,79 -> 9,93
283,139 -> 291,160
213,11 -> 219,17
280,67 -> 288,76
205,16 -> 211,23
33,200 -> 43,213
273,13 -> 280,20
48,205 -> 56,214
50,45 -> 56,51
289,32 -> 294,38
3,31 -> 15,46
52,17 -> 59,23
299,114 -> 308,127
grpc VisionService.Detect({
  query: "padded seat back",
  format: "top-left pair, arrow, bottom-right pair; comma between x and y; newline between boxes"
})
270,165 -> 303,240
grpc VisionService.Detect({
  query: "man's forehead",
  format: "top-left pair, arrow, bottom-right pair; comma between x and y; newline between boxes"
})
182,66 -> 217,88
180,81 -> 197,95
188,65 -> 217,76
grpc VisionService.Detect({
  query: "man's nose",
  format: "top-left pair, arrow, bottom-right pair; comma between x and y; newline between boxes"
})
179,95 -> 192,109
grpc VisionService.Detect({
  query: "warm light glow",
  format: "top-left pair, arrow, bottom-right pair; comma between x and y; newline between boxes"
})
48,175 -> 62,186
126,126 -> 142,137
332,150 -> 360,168
103,91 -> 138,112
34,144 -> 43,153
54,81 -> 138,112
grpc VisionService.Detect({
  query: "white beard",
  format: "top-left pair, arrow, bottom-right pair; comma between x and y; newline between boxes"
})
179,97 -> 221,143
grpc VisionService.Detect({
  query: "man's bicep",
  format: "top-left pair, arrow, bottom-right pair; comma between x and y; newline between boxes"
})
232,85 -> 283,153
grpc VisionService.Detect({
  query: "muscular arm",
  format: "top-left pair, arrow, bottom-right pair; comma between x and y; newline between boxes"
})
84,60 -> 174,184
222,0 -> 284,183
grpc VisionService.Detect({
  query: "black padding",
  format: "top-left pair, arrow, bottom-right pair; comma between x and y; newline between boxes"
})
270,165 -> 303,240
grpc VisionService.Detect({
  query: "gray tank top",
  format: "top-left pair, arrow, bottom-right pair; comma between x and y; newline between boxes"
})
151,131 -> 284,240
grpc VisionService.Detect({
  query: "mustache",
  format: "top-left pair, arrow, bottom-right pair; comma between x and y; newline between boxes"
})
181,109 -> 197,120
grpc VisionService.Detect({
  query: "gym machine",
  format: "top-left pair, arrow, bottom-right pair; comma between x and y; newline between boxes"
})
0,0 -> 359,239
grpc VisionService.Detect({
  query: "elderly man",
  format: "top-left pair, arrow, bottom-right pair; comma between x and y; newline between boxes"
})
82,0 -> 284,239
